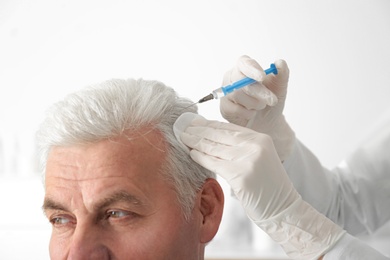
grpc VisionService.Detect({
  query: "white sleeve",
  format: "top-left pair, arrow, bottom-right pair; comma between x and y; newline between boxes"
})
283,122 -> 390,235
324,233 -> 389,260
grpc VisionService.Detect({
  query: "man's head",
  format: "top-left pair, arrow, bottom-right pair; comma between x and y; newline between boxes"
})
37,79 -> 224,259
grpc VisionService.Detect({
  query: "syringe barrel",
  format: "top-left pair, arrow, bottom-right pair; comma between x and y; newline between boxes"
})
202,63 -> 278,102
221,77 -> 256,95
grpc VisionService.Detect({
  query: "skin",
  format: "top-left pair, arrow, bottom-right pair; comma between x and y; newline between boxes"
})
43,128 -> 224,260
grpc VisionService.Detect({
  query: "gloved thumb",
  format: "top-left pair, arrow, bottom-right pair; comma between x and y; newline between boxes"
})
262,59 -> 289,99
173,112 -> 205,154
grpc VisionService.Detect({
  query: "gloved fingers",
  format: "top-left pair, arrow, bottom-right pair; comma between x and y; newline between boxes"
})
274,59 -> 289,79
189,148 -> 223,173
221,68 -> 237,86
173,112 -> 205,154
262,59 -> 289,96
189,116 -> 257,137
189,149 -> 242,183
222,82 -> 277,111
222,55 -> 265,86
237,55 -> 266,82
221,56 -> 278,110
241,83 -> 278,108
174,112 -> 261,156
174,112 -> 225,145
225,87 -> 267,110
181,131 -> 257,161
181,116 -> 259,145
220,97 -> 256,123
182,125 -> 248,147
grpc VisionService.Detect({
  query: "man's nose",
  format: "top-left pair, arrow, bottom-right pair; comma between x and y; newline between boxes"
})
67,225 -> 111,260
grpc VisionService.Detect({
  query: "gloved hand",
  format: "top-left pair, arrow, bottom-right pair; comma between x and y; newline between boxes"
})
220,55 -> 295,161
174,112 -> 345,260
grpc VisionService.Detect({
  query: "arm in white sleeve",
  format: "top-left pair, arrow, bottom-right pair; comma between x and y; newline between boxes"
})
175,113 -> 390,260
324,233 -> 389,260
283,121 -> 390,235
175,113 -> 346,259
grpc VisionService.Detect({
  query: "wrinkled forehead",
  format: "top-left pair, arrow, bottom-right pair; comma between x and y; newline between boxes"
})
45,127 -> 168,182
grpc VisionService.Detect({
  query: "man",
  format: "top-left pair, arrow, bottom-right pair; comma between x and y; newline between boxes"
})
37,63 -> 386,259
37,79 -> 224,259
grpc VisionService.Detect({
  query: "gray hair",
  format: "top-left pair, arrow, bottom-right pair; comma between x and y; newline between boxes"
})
36,78 -> 216,219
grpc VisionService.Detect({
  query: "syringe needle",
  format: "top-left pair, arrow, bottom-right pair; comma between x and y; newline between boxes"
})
198,93 -> 214,103
180,102 -> 199,111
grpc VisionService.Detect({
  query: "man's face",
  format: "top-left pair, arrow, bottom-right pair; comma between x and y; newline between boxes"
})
43,129 -> 220,259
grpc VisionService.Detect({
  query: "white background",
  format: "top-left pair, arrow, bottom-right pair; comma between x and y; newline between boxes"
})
0,0 -> 389,259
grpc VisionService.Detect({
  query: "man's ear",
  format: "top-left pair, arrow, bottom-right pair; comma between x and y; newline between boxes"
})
198,178 -> 224,243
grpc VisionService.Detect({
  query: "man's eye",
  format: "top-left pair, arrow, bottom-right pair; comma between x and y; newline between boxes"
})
107,210 -> 131,219
50,216 -> 71,226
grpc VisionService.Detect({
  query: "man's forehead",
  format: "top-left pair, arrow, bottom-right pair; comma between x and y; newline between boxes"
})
45,127 -> 168,181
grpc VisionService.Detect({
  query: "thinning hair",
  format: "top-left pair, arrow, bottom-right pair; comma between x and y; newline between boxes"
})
36,78 -> 216,219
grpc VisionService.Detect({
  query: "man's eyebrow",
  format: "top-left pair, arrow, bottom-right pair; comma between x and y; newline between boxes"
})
93,191 -> 146,211
42,191 -> 146,214
42,198 -> 68,213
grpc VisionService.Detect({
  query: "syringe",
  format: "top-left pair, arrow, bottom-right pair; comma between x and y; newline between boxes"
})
198,63 -> 278,103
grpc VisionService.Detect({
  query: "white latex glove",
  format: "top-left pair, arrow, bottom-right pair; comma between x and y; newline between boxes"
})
220,55 -> 295,161
174,113 -> 345,260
